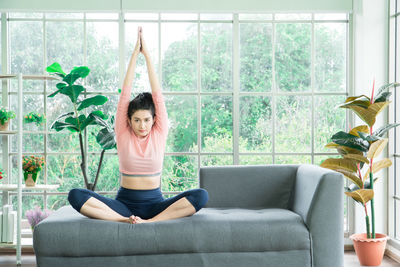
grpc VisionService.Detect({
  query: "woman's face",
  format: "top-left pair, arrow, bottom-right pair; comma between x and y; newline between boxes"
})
129,109 -> 154,137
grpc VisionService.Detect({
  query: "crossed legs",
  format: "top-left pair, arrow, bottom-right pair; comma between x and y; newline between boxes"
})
68,188 -> 208,224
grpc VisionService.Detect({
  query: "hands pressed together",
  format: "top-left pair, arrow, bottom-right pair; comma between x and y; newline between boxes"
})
133,26 -> 150,58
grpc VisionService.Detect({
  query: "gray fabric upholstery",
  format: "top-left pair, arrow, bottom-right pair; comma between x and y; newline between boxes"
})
200,165 -> 298,209
34,206 -> 310,257
33,164 -> 343,267
37,251 -> 311,267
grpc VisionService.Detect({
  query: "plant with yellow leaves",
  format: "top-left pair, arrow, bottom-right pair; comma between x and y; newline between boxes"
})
321,82 -> 400,239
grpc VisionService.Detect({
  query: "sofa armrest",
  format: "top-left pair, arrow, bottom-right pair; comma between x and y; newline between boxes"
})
291,164 -> 344,267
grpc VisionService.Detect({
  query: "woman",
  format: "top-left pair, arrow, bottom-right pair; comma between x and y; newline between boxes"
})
68,27 -> 209,224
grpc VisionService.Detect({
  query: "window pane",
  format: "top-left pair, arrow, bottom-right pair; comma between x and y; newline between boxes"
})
87,154 -> 119,191
46,21 -> 84,70
47,194 -> 70,211
47,155 -> 83,190
11,195 -> 43,221
201,23 -> 232,92
314,14 -> 347,20
11,134 -> 44,153
87,22 -> 119,92
239,14 -> 272,20
10,21 -> 43,74
45,13 -> 83,19
200,14 -> 232,20
9,13 -> 43,19
275,155 -> 311,164
126,22 -> 159,92
240,23 -> 272,92
315,23 -> 346,92
201,96 -> 232,152
201,155 -> 233,166
275,23 -> 311,92
165,95 -> 197,153
162,23 -> 197,91
47,133 -> 80,153
162,155 -> 198,191
161,13 -> 197,20
125,13 -> 158,20
314,95 -> 346,153
86,13 -> 118,20
275,14 -> 311,20
239,155 -> 273,165
239,96 -> 272,152
276,96 -> 311,152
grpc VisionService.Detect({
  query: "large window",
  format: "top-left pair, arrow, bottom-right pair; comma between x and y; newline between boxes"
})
0,12 -> 348,228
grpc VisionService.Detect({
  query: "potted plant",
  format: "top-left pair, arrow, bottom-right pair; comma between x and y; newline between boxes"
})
22,155 -> 45,187
24,111 -> 46,127
46,62 -> 116,191
320,81 -> 400,266
25,206 -> 52,232
0,107 -> 16,131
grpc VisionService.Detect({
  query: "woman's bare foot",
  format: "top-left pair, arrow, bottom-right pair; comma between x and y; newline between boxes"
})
134,216 -> 153,224
127,215 -> 137,224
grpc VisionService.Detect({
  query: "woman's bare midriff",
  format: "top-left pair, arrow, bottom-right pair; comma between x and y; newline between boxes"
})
120,175 -> 161,190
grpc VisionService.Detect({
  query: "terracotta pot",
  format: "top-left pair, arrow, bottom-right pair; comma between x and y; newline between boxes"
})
0,120 -> 9,131
24,172 -> 38,187
350,233 -> 389,266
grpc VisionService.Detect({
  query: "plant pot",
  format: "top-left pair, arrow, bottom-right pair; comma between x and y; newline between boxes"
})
24,172 -> 38,187
350,233 -> 389,266
0,120 -> 9,131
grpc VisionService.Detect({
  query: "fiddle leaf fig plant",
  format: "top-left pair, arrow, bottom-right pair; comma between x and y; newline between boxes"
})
46,62 -> 116,191
321,81 -> 400,239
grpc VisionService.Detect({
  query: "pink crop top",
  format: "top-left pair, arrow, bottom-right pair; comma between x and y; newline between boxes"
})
115,85 -> 168,177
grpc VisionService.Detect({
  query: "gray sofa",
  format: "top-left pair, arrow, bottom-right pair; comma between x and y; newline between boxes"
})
33,164 -> 344,267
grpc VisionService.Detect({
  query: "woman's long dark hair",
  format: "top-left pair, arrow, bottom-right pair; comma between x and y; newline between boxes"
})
127,92 -> 155,119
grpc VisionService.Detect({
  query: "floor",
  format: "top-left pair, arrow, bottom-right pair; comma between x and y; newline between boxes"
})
0,251 -> 399,266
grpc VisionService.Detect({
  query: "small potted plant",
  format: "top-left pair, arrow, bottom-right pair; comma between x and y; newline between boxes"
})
320,81 -> 400,266
0,107 -> 16,131
25,206 -> 52,232
22,155 -> 45,187
24,111 -> 46,127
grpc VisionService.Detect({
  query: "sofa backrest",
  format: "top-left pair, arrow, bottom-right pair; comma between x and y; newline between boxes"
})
199,165 -> 299,209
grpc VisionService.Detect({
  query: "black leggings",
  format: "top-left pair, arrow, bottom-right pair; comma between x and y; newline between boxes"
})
68,186 -> 209,220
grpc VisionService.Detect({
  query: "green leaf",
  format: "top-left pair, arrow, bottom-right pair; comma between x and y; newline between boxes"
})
49,112 -> 74,129
374,82 -> 399,101
77,95 -> 108,111
96,127 -> 116,150
46,62 -> 66,76
47,89 -> 62,98
331,131 -> 370,152
50,121 -> 79,132
56,82 -> 67,89
374,91 -> 392,103
63,73 -> 81,85
373,123 -> 400,137
60,85 -> 85,103
71,66 -> 90,78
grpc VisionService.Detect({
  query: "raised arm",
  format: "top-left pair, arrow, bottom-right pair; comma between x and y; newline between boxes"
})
115,27 -> 141,136
140,30 -> 168,137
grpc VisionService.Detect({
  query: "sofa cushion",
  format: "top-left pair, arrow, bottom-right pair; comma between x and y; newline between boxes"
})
34,205 -> 310,257
200,165 -> 299,209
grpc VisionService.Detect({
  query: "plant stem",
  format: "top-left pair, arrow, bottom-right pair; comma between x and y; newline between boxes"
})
78,132 -> 89,189
369,171 -> 375,238
364,203 -> 370,237
92,149 -> 105,191
366,214 -> 371,238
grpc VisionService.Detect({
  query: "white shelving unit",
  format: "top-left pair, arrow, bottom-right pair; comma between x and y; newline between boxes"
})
0,74 -> 59,265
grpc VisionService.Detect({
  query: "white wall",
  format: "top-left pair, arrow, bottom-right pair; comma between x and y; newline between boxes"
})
352,0 -> 389,235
